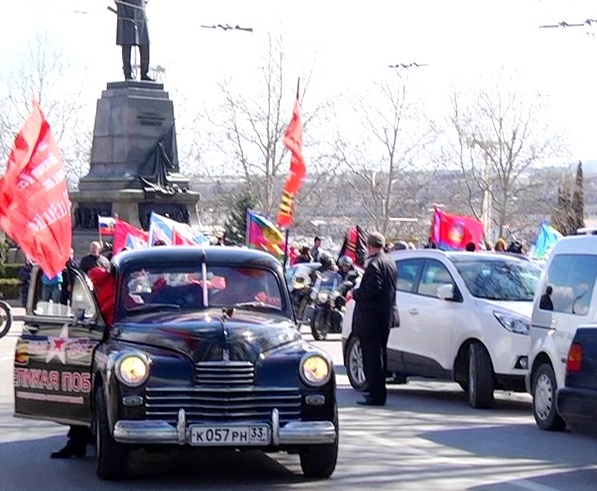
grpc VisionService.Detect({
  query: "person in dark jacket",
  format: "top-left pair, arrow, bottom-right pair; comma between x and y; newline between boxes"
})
115,0 -> 152,81
79,241 -> 110,274
352,232 -> 399,406
17,259 -> 33,308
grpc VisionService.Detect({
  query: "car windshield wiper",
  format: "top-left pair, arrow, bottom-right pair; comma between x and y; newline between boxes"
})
229,301 -> 280,311
126,303 -> 182,314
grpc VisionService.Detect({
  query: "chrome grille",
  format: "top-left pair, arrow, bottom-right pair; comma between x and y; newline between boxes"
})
145,386 -> 301,423
195,361 -> 254,386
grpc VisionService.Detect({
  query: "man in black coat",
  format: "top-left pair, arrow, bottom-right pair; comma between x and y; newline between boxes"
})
352,232 -> 398,406
115,0 -> 152,81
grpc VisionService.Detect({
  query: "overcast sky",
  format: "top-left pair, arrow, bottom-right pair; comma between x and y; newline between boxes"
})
1,0 -> 597,161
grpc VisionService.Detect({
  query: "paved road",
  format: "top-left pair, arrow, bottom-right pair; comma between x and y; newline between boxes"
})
1,319 -> 597,490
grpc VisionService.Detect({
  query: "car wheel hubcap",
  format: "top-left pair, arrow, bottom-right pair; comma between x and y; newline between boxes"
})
350,342 -> 365,385
535,373 -> 553,420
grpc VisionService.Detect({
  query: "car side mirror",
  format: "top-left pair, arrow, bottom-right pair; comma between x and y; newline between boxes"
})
437,284 -> 455,301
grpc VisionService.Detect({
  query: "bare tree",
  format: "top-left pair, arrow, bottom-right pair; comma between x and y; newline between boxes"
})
189,34 -> 332,220
0,33 -> 91,184
443,73 -> 565,239
329,70 -> 435,235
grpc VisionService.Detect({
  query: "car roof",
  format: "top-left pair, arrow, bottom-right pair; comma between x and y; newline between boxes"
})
549,235 -> 597,255
387,249 -> 532,264
112,246 -> 282,271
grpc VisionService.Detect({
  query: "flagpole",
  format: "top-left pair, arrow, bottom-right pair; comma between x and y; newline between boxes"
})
296,78 -> 300,100
282,228 -> 290,270
245,209 -> 251,247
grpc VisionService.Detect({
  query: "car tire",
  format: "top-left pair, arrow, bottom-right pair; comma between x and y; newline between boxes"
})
95,388 -> 130,480
311,309 -> 329,341
532,363 -> 566,431
346,337 -> 367,391
299,404 -> 338,478
468,343 -> 494,409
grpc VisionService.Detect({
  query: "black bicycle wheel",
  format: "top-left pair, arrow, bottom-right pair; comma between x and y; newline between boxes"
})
0,301 -> 13,338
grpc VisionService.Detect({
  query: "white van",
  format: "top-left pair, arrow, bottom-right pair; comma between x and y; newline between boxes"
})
528,235 -> 597,430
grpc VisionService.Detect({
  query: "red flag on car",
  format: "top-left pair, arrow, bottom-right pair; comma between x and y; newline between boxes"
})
0,100 -> 72,277
277,92 -> 306,229
431,208 -> 485,251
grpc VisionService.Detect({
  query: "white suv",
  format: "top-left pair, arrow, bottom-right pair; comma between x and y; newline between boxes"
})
342,250 -> 541,409
528,236 -> 597,430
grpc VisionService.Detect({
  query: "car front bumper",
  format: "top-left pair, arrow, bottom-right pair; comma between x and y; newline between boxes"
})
557,387 -> 597,430
113,408 -> 337,446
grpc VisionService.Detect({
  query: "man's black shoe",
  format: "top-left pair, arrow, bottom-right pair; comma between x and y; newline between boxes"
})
357,397 -> 385,406
50,443 -> 86,459
140,74 -> 154,82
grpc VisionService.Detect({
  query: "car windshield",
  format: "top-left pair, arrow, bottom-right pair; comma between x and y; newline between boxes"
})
120,264 -> 284,316
454,259 -> 541,301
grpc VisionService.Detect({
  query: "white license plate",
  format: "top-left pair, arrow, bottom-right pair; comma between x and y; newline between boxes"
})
189,425 -> 270,446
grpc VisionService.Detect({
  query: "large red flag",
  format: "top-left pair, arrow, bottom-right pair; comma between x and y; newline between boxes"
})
0,100 -> 71,277
277,96 -> 306,228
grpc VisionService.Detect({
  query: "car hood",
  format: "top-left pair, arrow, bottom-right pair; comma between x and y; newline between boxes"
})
112,309 -> 300,363
475,299 -> 533,319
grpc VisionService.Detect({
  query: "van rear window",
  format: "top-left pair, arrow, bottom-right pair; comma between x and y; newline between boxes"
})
541,254 -> 597,315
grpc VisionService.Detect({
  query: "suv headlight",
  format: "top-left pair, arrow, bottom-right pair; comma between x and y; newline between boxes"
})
300,353 -> 332,387
115,354 -> 150,387
494,312 -> 530,335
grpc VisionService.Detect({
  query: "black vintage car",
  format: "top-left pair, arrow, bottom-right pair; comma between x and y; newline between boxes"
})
7,246 -> 338,480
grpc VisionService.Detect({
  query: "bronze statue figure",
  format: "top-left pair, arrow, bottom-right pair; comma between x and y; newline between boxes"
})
114,0 -> 153,81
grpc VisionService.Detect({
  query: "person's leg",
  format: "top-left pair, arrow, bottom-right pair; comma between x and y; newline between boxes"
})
41,284 -> 50,302
360,335 -> 385,404
122,45 -> 132,80
50,425 -> 87,459
139,44 -> 153,81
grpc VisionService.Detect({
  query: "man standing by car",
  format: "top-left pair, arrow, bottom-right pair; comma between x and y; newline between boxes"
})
352,232 -> 398,406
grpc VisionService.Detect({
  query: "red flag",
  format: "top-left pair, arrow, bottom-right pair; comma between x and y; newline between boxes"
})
431,209 -> 485,251
112,218 -> 149,255
0,100 -> 71,277
277,97 -> 306,228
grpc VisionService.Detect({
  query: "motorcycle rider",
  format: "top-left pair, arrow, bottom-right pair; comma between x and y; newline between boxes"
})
337,255 -> 360,295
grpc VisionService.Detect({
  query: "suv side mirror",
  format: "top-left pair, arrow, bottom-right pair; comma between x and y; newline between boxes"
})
437,284 -> 455,300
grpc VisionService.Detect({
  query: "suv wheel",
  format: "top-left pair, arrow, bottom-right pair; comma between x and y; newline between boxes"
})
346,337 -> 367,391
532,363 -> 566,431
468,343 -> 494,409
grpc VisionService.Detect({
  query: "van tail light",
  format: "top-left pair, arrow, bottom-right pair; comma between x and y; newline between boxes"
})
566,343 -> 583,372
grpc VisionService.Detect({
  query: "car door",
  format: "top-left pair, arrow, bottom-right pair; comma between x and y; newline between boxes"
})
387,257 -> 424,373
533,254 -> 597,387
396,259 -> 459,378
14,266 -> 106,426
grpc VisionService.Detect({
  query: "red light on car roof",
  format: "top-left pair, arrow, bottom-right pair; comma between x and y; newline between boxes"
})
566,343 -> 583,372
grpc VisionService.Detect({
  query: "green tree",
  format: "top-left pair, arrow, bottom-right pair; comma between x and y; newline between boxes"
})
571,161 -> 585,233
551,175 -> 574,235
224,192 -> 257,246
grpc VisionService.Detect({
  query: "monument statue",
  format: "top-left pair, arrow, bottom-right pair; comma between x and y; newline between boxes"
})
114,0 -> 153,81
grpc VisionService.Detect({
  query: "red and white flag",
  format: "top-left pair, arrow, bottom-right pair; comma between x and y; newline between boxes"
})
0,100 -> 71,277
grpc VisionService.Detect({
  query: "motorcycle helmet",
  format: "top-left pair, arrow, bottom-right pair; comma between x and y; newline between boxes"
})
338,255 -> 353,268
317,251 -> 334,270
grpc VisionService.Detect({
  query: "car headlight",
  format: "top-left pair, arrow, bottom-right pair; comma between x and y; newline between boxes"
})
300,353 -> 332,386
115,354 -> 150,387
494,311 -> 530,335
317,291 -> 329,303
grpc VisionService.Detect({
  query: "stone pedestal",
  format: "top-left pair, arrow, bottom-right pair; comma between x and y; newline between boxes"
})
71,81 -> 199,255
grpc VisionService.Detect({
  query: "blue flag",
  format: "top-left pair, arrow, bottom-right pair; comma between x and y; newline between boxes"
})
533,221 -> 562,260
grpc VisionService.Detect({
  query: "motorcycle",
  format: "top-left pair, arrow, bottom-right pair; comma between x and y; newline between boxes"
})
310,272 -> 355,341
287,262 -> 321,326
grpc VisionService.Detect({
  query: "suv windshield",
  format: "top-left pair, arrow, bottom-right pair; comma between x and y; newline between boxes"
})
454,259 -> 541,301
120,264 -> 284,316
